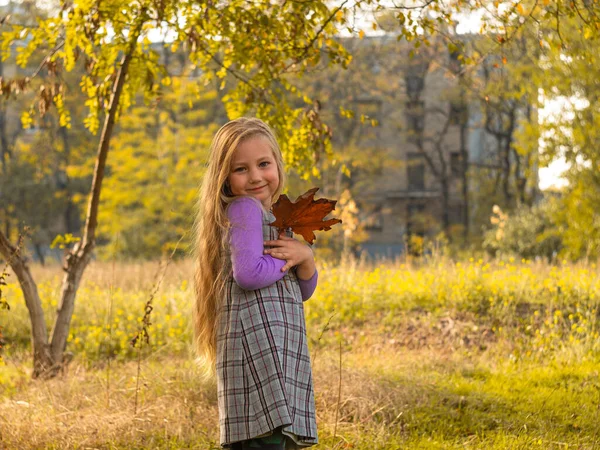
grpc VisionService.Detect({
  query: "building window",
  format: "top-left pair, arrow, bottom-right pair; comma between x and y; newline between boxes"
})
450,152 -> 462,176
405,100 -> 424,141
449,101 -> 467,125
404,74 -> 425,99
407,152 -> 425,190
449,48 -> 462,74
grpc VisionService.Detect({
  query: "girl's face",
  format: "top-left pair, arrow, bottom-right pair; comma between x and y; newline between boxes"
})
228,135 -> 280,209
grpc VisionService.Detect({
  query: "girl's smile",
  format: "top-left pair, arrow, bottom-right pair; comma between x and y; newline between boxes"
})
248,185 -> 266,191
228,136 -> 280,208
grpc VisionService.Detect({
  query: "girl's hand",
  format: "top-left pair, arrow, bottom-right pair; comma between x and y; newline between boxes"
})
263,235 -> 315,273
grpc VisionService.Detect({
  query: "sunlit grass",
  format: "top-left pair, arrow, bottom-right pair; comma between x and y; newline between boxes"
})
1,257 -> 599,449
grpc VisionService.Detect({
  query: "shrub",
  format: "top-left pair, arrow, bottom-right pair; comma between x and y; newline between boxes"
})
483,199 -> 562,261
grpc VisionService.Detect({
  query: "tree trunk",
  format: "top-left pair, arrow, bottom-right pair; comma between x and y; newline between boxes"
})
459,118 -> 469,239
0,232 -> 53,377
0,58 -> 9,172
440,176 -> 450,235
58,126 -> 80,233
0,15 -> 144,378
503,111 -> 516,206
0,59 -> 11,241
0,107 -> 8,171
513,148 -> 526,205
501,136 -> 511,204
3,219 -> 9,242
48,24 -> 143,372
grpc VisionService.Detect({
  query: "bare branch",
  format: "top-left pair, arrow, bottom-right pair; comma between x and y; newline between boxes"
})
29,41 -> 65,80
283,0 -> 350,72
390,0 -> 437,11
555,0 -> 566,49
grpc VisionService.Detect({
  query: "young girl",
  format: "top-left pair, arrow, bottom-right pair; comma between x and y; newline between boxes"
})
193,118 -> 319,450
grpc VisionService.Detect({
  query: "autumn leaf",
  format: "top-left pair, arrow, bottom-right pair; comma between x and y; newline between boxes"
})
270,187 -> 342,244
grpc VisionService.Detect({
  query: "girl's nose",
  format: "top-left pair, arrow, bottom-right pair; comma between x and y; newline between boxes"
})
249,168 -> 262,182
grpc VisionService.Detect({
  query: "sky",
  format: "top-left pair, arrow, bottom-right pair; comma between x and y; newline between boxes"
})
536,96 -> 574,191
538,159 -> 568,190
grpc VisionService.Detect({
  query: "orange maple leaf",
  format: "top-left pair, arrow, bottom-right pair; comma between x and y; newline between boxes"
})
270,188 -> 342,244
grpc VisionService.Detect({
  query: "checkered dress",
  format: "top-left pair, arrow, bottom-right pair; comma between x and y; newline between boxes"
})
216,209 -> 318,448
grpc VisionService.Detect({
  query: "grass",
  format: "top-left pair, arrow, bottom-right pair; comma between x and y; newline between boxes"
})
1,257 -> 600,449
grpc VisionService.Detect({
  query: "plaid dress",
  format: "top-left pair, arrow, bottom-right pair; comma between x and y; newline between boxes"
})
216,209 -> 318,448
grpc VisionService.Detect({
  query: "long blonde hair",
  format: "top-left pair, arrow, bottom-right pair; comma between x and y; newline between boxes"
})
192,117 -> 286,375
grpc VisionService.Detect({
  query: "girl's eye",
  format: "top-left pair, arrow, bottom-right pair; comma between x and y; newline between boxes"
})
259,161 -> 270,167
234,167 -> 246,172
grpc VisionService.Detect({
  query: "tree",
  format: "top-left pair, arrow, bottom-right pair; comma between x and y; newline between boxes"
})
0,0 -> 354,378
552,170 -> 600,260
468,32 -> 540,209
293,33 -> 474,245
282,35 -> 399,257
0,1 -> 42,241
97,76 -> 224,258
483,200 -> 562,260
0,67 -> 96,264
402,47 -> 456,235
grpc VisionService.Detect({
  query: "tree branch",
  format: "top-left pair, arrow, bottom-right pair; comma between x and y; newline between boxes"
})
0,228 -> 19,263
283,0 -> 350,72
29,41 -> 65,80
390,0 -> 437,11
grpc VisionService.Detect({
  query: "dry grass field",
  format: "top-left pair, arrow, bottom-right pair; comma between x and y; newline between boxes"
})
1,257 -> 600,449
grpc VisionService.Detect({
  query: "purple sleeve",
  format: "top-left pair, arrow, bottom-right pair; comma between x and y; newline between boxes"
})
297,269 -> 318,301
227,197 -> 287,290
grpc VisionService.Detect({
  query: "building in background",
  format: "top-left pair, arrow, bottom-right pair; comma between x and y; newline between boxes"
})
321,35 -> 540,257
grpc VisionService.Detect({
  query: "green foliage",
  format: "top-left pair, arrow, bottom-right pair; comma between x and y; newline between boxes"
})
1,0 -> 365,262
552,170 -> 600,260
50,233 -> 81,250
1,0 -> 355,177
0,97 -> 96,251
0,141 -> 69,244
96,78 -> 220,259
483,200 -> 563,260
482,169 -> 600,262
3,258 -> 600,363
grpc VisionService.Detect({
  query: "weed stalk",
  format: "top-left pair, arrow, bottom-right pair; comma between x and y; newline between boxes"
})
333,337 -> 343,441
130,235 -> 185,415
105,234 -> 119,408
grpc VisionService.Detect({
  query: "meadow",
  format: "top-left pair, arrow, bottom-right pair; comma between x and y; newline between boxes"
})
1,256 -> 600,449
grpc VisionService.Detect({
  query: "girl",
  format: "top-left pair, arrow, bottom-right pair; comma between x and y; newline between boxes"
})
193,117 -> 319,450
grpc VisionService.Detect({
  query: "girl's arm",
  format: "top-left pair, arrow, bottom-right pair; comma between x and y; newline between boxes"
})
227,197 -> 287,290
297,269 -> 318,301
262,233 -> 319,301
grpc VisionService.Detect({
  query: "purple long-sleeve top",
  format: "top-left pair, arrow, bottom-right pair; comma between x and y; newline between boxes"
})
226,197 -> 318,301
